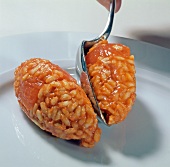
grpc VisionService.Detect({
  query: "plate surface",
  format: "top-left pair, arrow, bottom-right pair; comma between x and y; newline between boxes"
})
0,32 -> 170,167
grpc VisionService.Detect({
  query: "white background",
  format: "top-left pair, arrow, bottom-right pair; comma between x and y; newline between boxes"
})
0,0 -> 170,48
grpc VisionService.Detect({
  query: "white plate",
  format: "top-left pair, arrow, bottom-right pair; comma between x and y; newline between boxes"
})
0,32 -> 170,167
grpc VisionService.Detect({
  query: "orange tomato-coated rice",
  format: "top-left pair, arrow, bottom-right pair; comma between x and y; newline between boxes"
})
86,40 -> 136,125
14,58 -> 101,148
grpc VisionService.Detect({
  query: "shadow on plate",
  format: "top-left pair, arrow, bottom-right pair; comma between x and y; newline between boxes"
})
18,97 -> 161,165
21,109 -> 112,165
101,98 -> 161,158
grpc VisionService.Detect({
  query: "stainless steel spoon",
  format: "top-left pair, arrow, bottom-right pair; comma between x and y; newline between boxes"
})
76,0 -> 115,125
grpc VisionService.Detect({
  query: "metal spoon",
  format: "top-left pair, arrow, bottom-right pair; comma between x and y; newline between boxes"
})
76,0 -> 115,125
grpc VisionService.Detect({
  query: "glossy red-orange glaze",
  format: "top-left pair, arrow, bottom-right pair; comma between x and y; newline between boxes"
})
15,58 -> 76,111
18,77 -> 43,111
86,41 -> 130,65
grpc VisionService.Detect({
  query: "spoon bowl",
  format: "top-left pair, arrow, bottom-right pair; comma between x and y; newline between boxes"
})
76,0 -> 116,125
